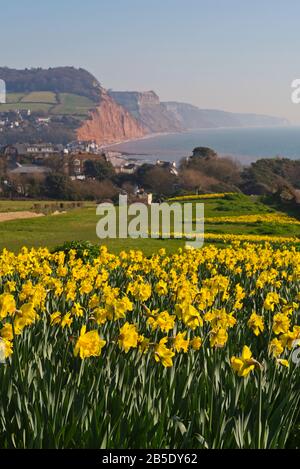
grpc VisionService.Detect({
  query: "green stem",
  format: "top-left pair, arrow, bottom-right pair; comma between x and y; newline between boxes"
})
11,318 -> 25,394
53,340 -> 70,430
209,350 -> 215,439
257,370 -> 262,449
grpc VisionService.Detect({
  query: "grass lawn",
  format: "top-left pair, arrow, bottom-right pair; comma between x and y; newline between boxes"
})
0,200 -> 37,212
0,207 -> 185,254
5,93 -> 25,103
51,93 -> 95,115
20,91 -> 58,104
0,194 -> 299,254
0,102 -> 53,112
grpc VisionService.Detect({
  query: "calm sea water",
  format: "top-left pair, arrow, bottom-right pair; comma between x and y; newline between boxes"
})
108,126 -> 300,165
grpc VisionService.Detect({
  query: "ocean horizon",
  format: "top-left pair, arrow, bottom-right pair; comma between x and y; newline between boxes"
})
107,126 -> 300,165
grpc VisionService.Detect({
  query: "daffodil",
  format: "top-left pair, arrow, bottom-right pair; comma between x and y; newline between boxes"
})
264,292 -> 280,312
279,326 -> 300,349
71,302 -> 84,317
137,335 -> 150,353
248,312 -> 264,336
173,331 -> 189,353
231,346 -> 258,377
154,337 -> 175,367
61,313 -> 73,329
210,328 -> 228,348
269,338 -> 284,357
0,337 -> 13,359
276,358 -> 289,368
155,280 -> 168,296
0,293 -> 16,319
74,325 -> 106,359
190,336 -> 202,350
127,281 -> 151,302
50,311 -> 61,325
0,323 -> 14,340
272,313 -> 290,335
176,303 -> 203,330
118,322 -> 139,353
155,311 -> 175,333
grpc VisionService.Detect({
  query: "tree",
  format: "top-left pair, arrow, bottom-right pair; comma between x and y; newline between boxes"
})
192,147 -> 218,160
83,159 -> 114,181
0,155 -> 7,178
180,168 -> 219,192
71,179 -> 119,201
180,147 -> 218,171
44,154 -> 65,173
143,167 -> 178,197
180,147 -> 241,189
44,173 -> 76,199
240,158 -> 300,194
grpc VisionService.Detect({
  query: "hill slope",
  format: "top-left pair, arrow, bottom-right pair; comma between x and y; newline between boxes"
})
164,102 -> 289,129
0,67 -> 145,145
0,66 -> 101,102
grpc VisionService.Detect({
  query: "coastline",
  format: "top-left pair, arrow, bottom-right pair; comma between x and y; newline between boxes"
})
101,130 -> 182,151
101,125 -> 300,166
101,124 -> 294,152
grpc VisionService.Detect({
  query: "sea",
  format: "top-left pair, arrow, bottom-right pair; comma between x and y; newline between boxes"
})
107,126 -> 300,165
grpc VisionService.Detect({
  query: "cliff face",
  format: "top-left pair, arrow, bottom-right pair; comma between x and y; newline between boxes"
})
77,91 -> 146,145
107,91 -> 288,133
108,91 -> 182,133
164,102 -> 289,129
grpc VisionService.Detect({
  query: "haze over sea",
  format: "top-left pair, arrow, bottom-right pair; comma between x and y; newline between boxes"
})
108,126 -> 300,165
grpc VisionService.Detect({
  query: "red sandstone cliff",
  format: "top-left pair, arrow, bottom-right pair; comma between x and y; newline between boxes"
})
77,91 -> 146,145
108,90 -> 182,133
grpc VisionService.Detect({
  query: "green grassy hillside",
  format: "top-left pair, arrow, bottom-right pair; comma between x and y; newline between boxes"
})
1,91 -> 95,116
21,91 -> 58,104
0,194 -> 299,253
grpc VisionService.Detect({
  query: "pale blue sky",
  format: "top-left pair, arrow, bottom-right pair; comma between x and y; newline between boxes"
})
1,0 -> 300,121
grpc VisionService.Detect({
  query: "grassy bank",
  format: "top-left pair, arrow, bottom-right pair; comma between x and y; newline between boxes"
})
0,194 -> 299,253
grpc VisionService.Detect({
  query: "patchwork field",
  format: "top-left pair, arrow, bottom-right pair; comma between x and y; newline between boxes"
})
1,91 -> 95,116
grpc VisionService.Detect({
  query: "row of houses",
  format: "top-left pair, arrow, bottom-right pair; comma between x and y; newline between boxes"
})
0,146 -> 108,179
0,143 -> 180,180
3,143 -> 64,157
0,110 -> 53,133
2,141 -> 104,158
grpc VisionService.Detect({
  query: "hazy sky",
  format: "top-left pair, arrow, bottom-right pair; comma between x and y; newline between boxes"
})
2,0 -> 300,122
